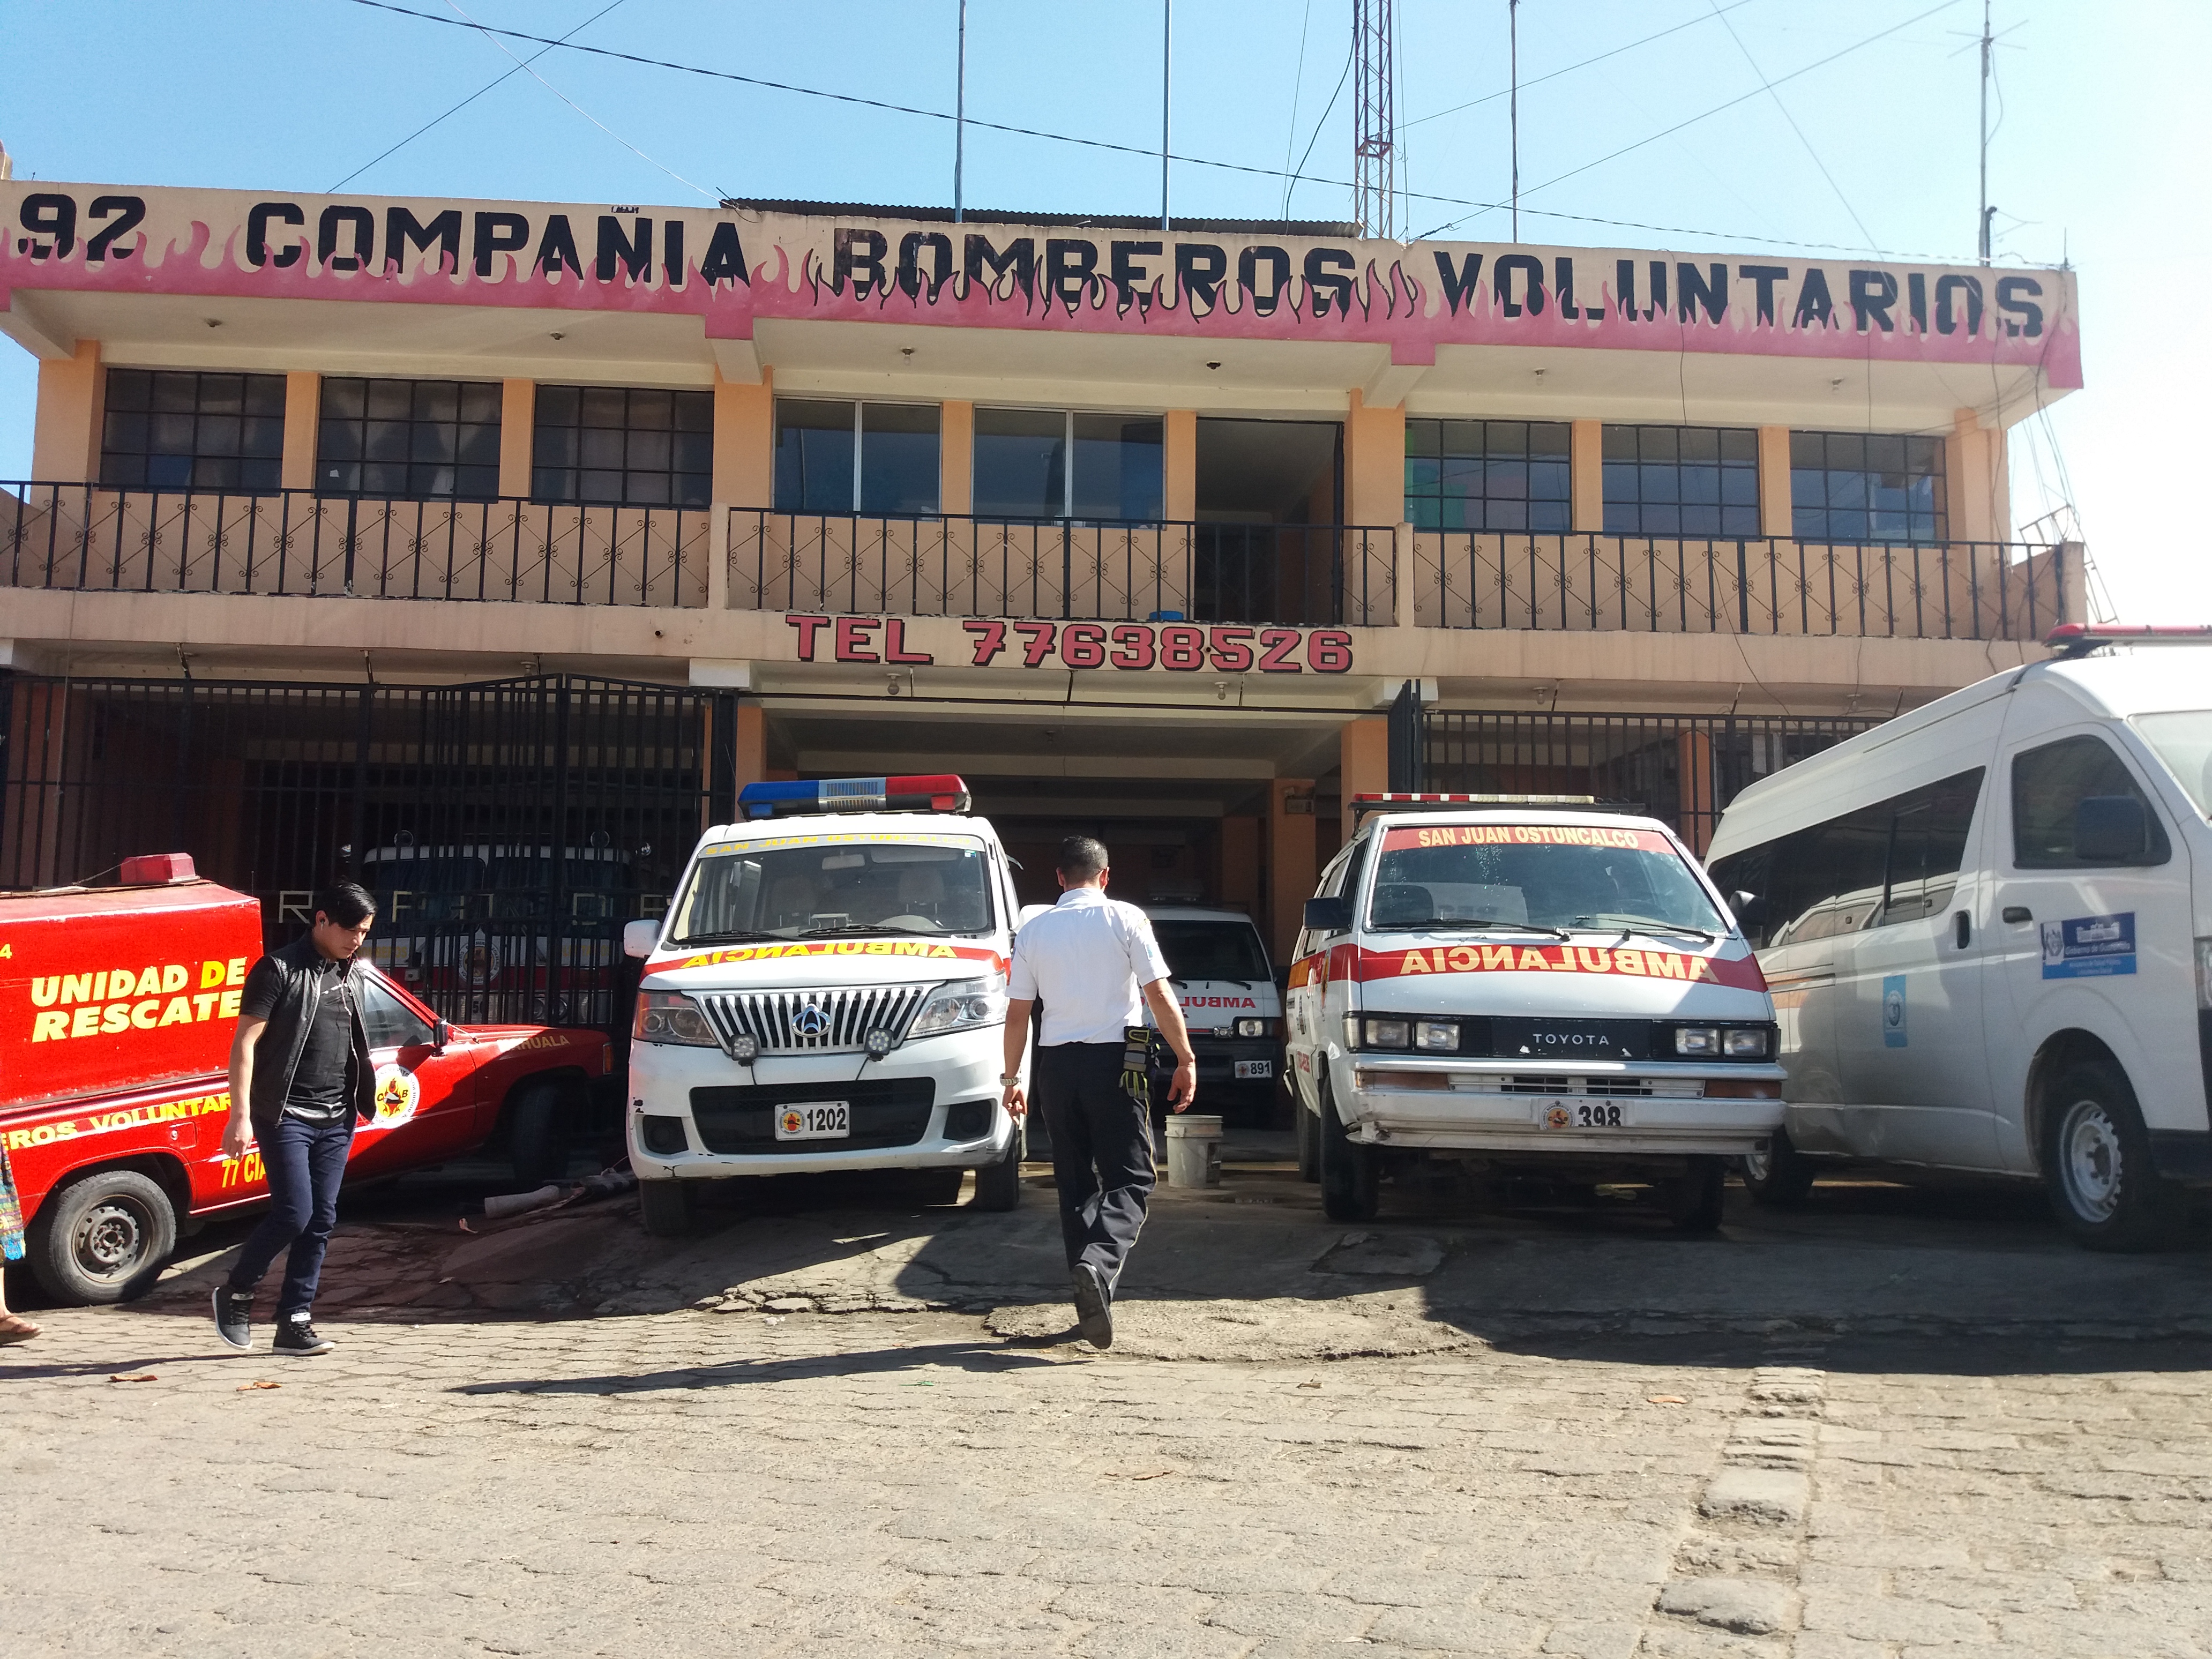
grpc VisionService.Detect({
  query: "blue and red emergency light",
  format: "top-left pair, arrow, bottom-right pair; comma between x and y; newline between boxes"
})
737,774 -> 973,819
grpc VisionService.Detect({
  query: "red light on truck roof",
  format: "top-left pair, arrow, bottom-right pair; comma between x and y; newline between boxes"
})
2047,623 -> 2212,657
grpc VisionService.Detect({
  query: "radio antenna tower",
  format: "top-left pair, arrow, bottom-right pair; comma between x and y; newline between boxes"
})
1352,0 -> 1398,238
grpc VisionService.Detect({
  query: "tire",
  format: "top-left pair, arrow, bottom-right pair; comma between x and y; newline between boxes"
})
637,1178 -> 694,1237
1740,1126 -> 1817,1209
2042,1059 -> 2185,1252
972,1122 -> 1026,1212
1295,1090 -> 1320,1183
508,1081 -> 567,1189
28,1168 -> 178,1304
1317,1078 -> 1379,1222
1665,1156 -> 1727,1235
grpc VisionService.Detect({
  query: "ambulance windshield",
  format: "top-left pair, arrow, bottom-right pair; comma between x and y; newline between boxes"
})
1368,824 -> 1722,937
670,839 -> 995,943
1153,921 -> 1271,983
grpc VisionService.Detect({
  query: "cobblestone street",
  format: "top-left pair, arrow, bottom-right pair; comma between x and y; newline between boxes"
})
7,1167 -> 2212,1657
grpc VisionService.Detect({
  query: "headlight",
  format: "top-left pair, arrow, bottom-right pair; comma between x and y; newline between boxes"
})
1363,1018 -> 1410,1049
1674,1026 -> 1720,1056
909,976 -> 1007,1036
1415,1020 -> 1459,1051
632,990 -> 715,1047
1723,1027 -> 1771,1058
1235,1017 -> 1269,1038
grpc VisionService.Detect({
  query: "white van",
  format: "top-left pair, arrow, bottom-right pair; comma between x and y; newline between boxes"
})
1142,905 -> 1282,1124
621,776 -> 1025,1234
1703,626 -> 2212,1250
1284,796 -> 1786,1230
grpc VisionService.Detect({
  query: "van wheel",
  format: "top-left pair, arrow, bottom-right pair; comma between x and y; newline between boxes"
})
508,1081 -> 567,1188
28,1169 -> 178,1304
1741,1128 -> 1817,1208
1665,1157 -> 1727,1235
637,1179 -> 694,1237
1295,1092 -> 1320,1183
1317,1080 -> 1379,1222
972,1123 -> 1026,1213
2043,1060 -> 2185,1251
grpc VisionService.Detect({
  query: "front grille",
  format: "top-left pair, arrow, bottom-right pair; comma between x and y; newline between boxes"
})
695,984 -> 932,1056
1497,1076 -> 1704,1098
690,1078 -> 936,1153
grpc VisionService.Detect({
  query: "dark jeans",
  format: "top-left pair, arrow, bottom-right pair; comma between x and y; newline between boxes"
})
1033,1042 -> 1155,1292
227,1113 -> 354,1319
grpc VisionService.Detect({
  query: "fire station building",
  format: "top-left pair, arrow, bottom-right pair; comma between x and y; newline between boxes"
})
0,179 -> 2080,1018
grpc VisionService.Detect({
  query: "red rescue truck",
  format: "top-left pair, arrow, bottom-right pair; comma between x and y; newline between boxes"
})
2,855 -> 615,1304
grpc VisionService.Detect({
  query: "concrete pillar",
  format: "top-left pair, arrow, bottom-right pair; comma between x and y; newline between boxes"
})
1218,815 -> 1260,917
498,379 -> 535,499
1164,408 -> 1197,521
1343,390 -> 1404,527
714,368 -> 776,508
940,399 -> 973,515
1570,419 -> 1605,533
1676,729 -> 1716,856
1947,408 -> 2011,545
1757,425 -> 1792,539
1339,717 -> 1388,845
281,372 -> 320,491
32,340 -> 103,482
1268,778 -> 1318,964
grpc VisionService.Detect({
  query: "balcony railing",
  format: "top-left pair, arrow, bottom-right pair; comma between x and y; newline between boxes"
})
730,511 -> 1396,626
1410,530 -> 2069,642
0,482 -> 709,607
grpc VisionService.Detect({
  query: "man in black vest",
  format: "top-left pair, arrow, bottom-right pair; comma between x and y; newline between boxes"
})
212,884 -> 379,1356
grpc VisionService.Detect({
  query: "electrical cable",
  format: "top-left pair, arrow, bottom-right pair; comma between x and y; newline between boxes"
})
1286,47 -> 1354,220
1279,0 -> 1317,219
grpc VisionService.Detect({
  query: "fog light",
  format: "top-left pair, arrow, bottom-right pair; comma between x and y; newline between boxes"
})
1364,1018 -> 1410,1049
1235,1017 -> 1268,1038
729,1033 -> 760,1063
864,1029 -> 895,1058
1723,1027 -> 1770,1058
1414,1020 -> 1459,1051
1674,1027 -> 1719,1056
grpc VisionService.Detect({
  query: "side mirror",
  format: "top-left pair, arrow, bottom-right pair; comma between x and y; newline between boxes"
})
2074,795 -> 2148,863
432,1019 -> 451,1053
1303,895 -> 1351,933
623,918 -> 660,960
1730,889 -> 1768,926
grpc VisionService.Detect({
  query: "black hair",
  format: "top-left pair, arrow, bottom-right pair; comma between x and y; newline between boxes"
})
314,882 -> 377,928
1056,835 -> 1109,882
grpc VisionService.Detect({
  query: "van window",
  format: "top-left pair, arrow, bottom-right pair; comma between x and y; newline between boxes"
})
2011,737 -> 2171,868
669,840 -> 996,942
1875,770 -> 1983,926
2133,711 -> 2212,819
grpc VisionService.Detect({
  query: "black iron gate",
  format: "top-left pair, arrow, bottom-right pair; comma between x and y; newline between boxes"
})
1419,708 -> 1883,853
0,671 -> 734,1035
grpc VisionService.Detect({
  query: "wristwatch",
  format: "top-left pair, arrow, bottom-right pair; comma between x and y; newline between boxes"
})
998,1073 -> 1021,1086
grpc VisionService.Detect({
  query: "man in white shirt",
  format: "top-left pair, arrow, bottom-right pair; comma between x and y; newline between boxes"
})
1002,835 -> 1196,1349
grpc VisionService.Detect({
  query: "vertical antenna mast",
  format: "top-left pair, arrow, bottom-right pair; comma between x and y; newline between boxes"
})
1162,0 -> 1172,231
1509,0 -> 1520,242
1352,0 -> 1396,237
1977,0 -> 1992,264
954,0 -> 967,224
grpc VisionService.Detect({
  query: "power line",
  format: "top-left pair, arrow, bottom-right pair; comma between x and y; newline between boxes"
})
1279,0 -> 1317,218
1705,0 -> 1882,252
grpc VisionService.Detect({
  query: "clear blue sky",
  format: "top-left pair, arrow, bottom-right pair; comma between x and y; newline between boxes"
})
3,0 -> 2202,617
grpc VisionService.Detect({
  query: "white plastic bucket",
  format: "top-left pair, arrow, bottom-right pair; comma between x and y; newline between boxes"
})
1163,1114 -> 1224,1188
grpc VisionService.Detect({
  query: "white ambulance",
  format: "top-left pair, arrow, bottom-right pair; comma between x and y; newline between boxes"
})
1142,904 -> 1283,1124
1284,795 -> 1785,1230
621,775 -> 1025,1234
1704,625 -> 2212,1251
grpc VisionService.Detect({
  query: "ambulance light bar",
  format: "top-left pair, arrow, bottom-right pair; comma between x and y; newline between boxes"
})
2047,623 -> 2212,658
1350,793 -> 1630,824
737,775 -> 972,819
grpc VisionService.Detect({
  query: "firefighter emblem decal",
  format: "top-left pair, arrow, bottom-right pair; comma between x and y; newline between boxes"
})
779,1108 -> 805,1136
1543,1104 -> 1572,1130
371,1062 -> 422,1128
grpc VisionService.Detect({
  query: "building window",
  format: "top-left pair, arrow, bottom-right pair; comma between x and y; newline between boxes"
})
100,369 -> 286,492
1790,432 -> 1947,544
1405,419 -> 1570,533
772,398 -> 939,514
317,378 -> 502,499
533,386 -> 712,507
1602,425 -> 1759,538
974,409 -> 1163,521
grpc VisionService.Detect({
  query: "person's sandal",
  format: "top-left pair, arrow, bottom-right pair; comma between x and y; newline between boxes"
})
0,1314 -> 41,1346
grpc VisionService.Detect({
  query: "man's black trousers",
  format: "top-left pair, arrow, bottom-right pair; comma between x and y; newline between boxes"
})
1032,1041 -> 1155,1291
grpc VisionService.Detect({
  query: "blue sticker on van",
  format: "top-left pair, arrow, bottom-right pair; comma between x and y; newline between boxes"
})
1881,975 -> 1908,1047
2040,913 -> 2137,980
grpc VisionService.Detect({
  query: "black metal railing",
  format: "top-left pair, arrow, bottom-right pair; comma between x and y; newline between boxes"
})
730,511 -> 1396,627
1409,531 -> 2070,643
0,482 -> 710,607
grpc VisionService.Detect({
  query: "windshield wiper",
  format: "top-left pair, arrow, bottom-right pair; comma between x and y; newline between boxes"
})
672,929 -> 779,945
1573,914 -> 1719,945
794,923 -> 939,939
1379,916 -> 1572,940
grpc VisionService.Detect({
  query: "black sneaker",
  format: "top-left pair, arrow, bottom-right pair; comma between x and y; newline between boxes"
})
213,1287 -> 253,1351
273,1318 -> 334,1356
1072,1264 -> 1114,1350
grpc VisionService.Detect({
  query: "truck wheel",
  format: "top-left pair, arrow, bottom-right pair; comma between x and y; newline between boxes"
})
1295,1092 -> 1320,1183
637,1179 -> 694,1238
1665,1157 -> 1727,1235
508,1081 -> 567,1189
1317,1080 -> 1379,1222
1740,1127 -> 1817,1209
28,1168 -> 178,1304
972,1123 -> 1026,1213
2042,1059 -> 2185,1252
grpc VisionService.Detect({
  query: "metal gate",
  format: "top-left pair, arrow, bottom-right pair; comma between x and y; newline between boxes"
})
0,671 -> 734,1035
1417,707 -> 1884,854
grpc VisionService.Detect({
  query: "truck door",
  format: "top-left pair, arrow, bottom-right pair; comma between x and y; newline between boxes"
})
349,971 -> 477,1174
